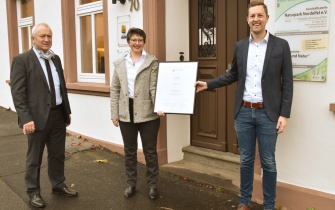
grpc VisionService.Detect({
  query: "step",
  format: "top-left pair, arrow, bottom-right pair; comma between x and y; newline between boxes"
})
161,146 -> 241,195
182,146 -> 240,174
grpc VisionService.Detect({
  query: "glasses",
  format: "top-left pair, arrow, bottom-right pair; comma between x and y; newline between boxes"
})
130,39 -> 144,43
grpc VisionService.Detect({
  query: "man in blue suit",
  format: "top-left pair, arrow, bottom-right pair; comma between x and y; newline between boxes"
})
10,23 -> 78,208
195,2 -> 293,210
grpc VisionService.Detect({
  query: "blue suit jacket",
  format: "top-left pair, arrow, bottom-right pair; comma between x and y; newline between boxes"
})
207,33 -> 293,121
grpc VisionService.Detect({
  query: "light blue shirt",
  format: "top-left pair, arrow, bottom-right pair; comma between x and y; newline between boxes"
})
243,32 -> 269,103
125,50 -> 147,98
33,47 -> 62,105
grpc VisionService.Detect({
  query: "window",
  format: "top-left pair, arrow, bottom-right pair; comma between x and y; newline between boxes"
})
17,0 -> 34,52
61,0 -> 110,96
76,0 -> 105,83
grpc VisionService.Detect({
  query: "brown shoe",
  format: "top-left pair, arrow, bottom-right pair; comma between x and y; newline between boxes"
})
237,204 -> 251,210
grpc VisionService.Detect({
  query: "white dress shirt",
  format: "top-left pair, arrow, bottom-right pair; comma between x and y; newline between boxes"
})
243,32 -> 269,103
125,50 -> 147,98
33,47 -> 62,105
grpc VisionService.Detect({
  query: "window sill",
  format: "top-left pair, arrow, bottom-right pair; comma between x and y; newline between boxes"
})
330,102 -> 335,112
66,82 -> 110,97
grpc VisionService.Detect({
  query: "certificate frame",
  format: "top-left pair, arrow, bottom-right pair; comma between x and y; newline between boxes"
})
154,61 -> 198,114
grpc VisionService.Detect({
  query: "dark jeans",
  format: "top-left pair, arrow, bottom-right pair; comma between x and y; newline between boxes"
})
235,107 -> 278,210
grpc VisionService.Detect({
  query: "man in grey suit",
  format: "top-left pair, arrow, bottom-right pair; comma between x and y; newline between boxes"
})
10,23 -> 78,208
195,2 -> 293,210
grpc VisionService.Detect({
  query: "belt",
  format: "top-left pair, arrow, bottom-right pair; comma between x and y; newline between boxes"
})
241,101 -> 264,109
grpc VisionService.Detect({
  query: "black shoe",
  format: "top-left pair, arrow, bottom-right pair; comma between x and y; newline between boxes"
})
148,188 -> 158,200
52,187 -> 78,197
30,194 -> 46,208
124,187 -> 136,197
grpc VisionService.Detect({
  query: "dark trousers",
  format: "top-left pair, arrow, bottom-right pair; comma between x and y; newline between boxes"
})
119,99 -> 160,188
25,106 -> 66,197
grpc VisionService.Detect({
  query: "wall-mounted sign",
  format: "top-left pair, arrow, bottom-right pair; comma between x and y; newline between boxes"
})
117,15 -> 130,47
275,0 -> 330,81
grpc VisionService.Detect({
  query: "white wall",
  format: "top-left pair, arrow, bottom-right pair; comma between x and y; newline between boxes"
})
67,1 -> 144,147
165,0 -> 191,163
0,0 -> 146,148
66,94 -> 123,144
34,0 -> 64,63
0,1 -> 14,110
0,0 -> 63,110
108,0 -> 143,62
265,0 -> 335,195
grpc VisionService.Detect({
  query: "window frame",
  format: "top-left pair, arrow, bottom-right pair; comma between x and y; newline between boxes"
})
76,0 -> 105,83
18,17 -> 33,53
61,0 -> 110,96
17,0 -> 34,53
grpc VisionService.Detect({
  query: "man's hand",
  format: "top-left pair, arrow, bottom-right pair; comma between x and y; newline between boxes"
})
277,116 -> 288,134
23,121 -> 35,135
194,81 -> 208,93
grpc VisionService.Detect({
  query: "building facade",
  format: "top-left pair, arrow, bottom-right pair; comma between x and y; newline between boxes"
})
1,0 -> 335,209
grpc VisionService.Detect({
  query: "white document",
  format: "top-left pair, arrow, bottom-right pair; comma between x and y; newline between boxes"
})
154,62 -> 198,114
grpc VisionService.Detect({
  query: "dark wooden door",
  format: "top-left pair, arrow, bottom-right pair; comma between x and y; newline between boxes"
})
190,0 -> 249,154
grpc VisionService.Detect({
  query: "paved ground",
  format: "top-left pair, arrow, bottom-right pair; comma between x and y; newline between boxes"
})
0,107 -> 264,210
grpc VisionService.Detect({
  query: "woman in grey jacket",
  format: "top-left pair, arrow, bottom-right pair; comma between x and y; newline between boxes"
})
111,28 -> 163,200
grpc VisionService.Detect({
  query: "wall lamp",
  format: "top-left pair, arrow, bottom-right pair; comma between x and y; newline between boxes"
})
112,0 -> 126,4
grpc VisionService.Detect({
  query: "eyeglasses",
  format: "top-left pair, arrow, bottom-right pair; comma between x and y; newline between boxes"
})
130,39 -> 144,43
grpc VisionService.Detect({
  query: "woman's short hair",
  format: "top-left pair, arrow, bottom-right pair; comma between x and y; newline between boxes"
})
126,27 -> 146,44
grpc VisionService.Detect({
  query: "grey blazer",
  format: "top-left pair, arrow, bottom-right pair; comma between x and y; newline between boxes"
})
10,48 -> 71,130
207,33 -> 293,121
110,53 -> 159,123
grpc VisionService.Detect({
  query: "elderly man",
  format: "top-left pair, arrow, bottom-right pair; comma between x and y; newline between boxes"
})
10,23 -> 78,208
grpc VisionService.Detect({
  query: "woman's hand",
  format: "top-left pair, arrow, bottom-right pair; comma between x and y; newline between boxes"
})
112,119 -> 119,127
157,111 -> 165,117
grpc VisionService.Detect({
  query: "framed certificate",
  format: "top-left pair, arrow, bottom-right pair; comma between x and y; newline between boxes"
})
154,62 -> 198,114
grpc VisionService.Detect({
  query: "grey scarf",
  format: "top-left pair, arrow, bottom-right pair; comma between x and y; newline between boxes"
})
39,49 -> 55,59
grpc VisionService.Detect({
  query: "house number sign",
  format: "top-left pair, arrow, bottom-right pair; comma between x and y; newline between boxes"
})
129,0 -> 140,12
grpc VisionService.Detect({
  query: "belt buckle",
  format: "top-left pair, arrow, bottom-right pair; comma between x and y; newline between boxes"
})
250,102 -> 254,109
